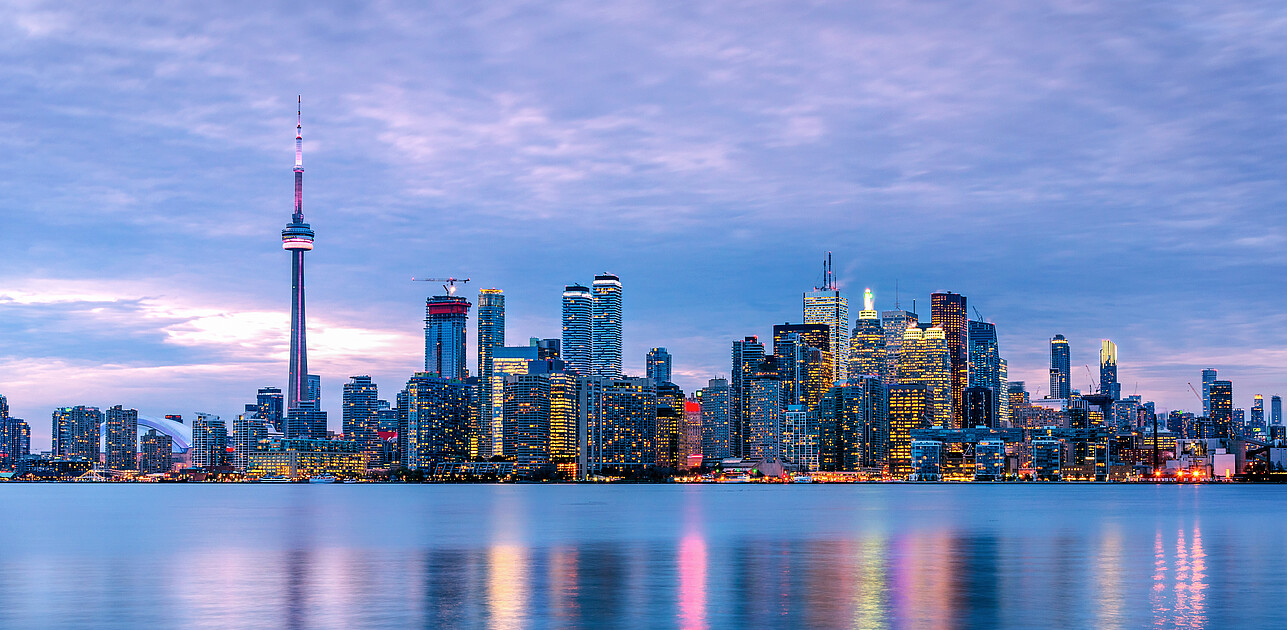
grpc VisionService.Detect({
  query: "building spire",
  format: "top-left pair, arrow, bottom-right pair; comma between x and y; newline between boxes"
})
295,95 -> 303,169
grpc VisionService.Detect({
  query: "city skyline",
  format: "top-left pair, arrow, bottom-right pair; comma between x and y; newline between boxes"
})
2,3 -> 1287,447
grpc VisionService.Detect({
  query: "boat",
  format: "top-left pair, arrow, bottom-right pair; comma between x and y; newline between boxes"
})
259,476 -> 292,483
308,475 -> 337,484
342,479 -> 359,484
793,475 -> 814,484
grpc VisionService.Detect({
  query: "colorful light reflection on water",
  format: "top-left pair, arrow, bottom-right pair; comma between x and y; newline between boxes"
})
0,484 -> 1281,629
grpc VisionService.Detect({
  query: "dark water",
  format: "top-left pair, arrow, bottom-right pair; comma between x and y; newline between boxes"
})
0,483 -> 1283,629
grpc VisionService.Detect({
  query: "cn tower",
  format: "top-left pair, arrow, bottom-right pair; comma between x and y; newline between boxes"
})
281,96 -> 315,424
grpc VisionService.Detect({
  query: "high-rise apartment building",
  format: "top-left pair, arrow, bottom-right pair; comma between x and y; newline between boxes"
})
52,406 -> 101,462
581,376 -> 657,475
561,284 -> 592,375
781,404 -> 817,471
931,292 -> 968,428
1210,380 -> 1233,439
646,347 -> 672,384
192,413 -> 228,468
730,336 -> 765,458
425,294 -> 471,380
343,376 -> 381,462
699,378 -> 731,461
403,373 -> 474,470
232,413 -> 268,470
105,405 -> 138,470
880,309 -> 918,386
491,345 -> 540,457
655,382 -> 687,469
1049,334 -> 1071,399
742,360 -> 783,461
899,326 -> 952,428
503,373 -> 552,476
1201,368 -> 1217,417
1100,339 -> 1119,400
1252,394 -> 1265,429
591,274 -> 623,378
803,254 -> 848,383
998,359 -> 1009,428
1,415 -> 31,468
888,383 -> 932,479
477,288 -> 505,446
140,429 -> 172,473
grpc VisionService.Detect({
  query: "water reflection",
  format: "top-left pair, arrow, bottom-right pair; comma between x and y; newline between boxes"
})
0,487 -> 1274,629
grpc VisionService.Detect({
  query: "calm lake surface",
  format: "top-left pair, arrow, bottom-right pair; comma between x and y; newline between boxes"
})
0,483 -> 1283,629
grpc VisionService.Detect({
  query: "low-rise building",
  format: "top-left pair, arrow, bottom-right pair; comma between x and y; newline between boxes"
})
246,439 -> 365,479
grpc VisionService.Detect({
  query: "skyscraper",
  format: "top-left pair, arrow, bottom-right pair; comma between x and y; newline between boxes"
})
425,294 -> 471,379
742,360 -> 783,460
773,323 -> 833,410
282,98 -> 316,416
403,373 -> 474,470
968,319 -> 1001,422
232,413 -> 268,470
477,288 -> 505,444
849,288 -> 886,381
591,274 -> 623,378
803,253 -> 848,383
1210,380 -> 1233,439
899,326 -> 952,428
561,284 -> 592,375
888,383 -> 932,479
963,387 -> 995,428
1100,339 -> 1119,400
1201,368 -> 1217,417
192,413 -> 228,468
581,376 -> 657,475
0,415 -> 31,468
880,308 -> 918,385
699,378 -> 731,461
730,336 -> 764,458
343,375 -> 380,462
1252,394 -> 1265,429
646,347 -> 672,384
818,376 -> 886,472
257,387 -> 284,433
930,292 -> 967,428
140,429 -> 172,473
655,382 -> 687,469
1049,334 -> 1071,399
1273,395 -> 1282,426
52,406 -> 101,462
104,405 -> 138,470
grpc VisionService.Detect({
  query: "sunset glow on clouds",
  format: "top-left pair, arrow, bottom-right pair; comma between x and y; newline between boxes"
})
2,1 -> 1287,445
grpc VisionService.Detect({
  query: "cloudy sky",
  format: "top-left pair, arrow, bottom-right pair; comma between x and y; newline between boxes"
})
2,1 -> 1286,444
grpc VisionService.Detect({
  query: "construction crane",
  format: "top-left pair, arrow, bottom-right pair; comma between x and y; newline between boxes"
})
412,276 -> 471,296
1187,382 -> 1203,407
1084,365 -> 1098,394
972,306 -> 985,321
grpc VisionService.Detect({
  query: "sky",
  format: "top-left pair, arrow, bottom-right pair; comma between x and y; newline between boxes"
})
2,1 -> 1287,446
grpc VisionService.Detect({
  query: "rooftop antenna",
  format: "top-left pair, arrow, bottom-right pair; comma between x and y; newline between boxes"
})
814,252 -> 837,291
895,279 -> 900,309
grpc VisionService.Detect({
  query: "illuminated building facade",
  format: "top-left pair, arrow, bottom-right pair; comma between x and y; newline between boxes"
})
52,406 -> 101,462
342,376 -> 380,462
1049,334 -> 1071,399
849,293 -> 886,381
803,282 -> 849,382
1100,339 -> 1119,399
880,309 -> 918,386
899,326 -> 952,428
700,378 -> 731,460
1,415 -> 31,468
425,295 -> 471,380
975,439 -> 1004,480
477,288 -> 505,456
910,440 -> 942,480
191,413 -> 228,468
232,413 -> 268,470
742,365 -> 782,461
887,383 -> 932,478
818,376 -> 886,472
1032,438 -> 1062,480
773,323 -> 832,410
1209,380 -> 1233,439
492,345 -> 539,456
963,386 -> 995,428
1251,394 -> 1265,430
257,387 -> 284,433
591,274 -> 623,377
561,284 -> 592,375
105,405 -> 138,470
931,292 -> 967,428
246,439 -> 365,479
1273,395 -> 1282,426
403,373 -> 474,470
646,347 -> 672,384
504,373 -> 552,475
655,382 -> 686,468
140,429 -> 172,473
781,405 -> 817,471
582,376 -> 656,474
730,336 -> 765,458
968,319 -> 1001,422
